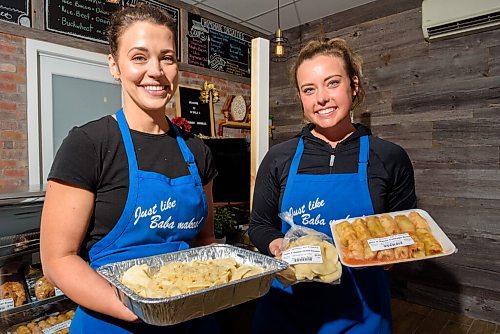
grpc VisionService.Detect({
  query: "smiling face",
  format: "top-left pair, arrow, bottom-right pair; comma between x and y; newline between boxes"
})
296,54 -> 358,131
108,21 -> 178,115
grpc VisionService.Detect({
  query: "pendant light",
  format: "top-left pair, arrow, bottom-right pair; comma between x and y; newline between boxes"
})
271,0 -> 288,62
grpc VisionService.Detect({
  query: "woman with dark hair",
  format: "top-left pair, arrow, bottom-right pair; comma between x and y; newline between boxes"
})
40,5 -> 218,333
249,38 -> 416,333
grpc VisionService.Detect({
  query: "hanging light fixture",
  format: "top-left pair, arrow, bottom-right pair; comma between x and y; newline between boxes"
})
271,0 -> 288,62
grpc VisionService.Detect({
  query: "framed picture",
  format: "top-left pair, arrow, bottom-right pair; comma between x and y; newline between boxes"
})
175,85 -> 214,137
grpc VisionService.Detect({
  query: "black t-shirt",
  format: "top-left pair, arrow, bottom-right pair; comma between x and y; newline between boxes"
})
248,123 -> 417,255
48,116 -> 217,259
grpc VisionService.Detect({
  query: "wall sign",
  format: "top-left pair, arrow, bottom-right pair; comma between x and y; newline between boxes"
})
187,12 -> 252,78
176,86 -> 213,137
45,0 -> 121,43
45,0 -> 180,59
0,0 -> 30,27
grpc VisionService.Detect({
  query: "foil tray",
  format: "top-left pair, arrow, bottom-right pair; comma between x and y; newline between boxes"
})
97,244 -> 288,326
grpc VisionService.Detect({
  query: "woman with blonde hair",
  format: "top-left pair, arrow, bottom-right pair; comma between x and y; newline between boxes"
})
249,38 -> 416,333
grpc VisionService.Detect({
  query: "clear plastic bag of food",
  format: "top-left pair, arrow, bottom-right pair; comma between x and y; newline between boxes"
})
275,212 -> 342,287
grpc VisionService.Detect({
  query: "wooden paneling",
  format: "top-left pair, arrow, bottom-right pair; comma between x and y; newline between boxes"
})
269,0 -> 500,323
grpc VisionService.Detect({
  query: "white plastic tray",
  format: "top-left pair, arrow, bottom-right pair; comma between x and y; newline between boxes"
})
329,209 -> 457,267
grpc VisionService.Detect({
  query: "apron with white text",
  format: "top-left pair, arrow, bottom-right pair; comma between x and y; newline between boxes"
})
253,135 -> 392,334
70,109 -> 219,334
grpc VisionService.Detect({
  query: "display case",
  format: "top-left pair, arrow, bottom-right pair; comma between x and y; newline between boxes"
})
0,189 -> 76,334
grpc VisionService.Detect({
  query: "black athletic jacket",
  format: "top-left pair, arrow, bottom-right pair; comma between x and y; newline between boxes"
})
248,123 -> 417,255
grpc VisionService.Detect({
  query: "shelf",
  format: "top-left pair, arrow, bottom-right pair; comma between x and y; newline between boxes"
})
0,294 -> 67,318
217,121 -> 275,138
221,121 -> 251,129
0,295 -> 76,329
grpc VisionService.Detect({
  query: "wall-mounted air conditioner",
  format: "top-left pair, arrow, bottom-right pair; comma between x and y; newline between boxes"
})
422,0 -> 500,41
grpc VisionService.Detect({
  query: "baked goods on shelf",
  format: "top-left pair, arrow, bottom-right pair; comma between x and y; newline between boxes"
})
0,281 -> 27,307
11,309 -> 75,334
34,277 -> 55,301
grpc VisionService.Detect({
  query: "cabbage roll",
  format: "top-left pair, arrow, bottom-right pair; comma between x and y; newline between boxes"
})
351,218 -> 377,260
407,232 -> 426,258
334,221 -> 358,247
379,215 -> 409,259
347,239 -> 365,260
365,216 -> 395,261
379,214 -> 400,235
408,212 -> 431,231
395,215 -> 416,234
416,228 -> 443,255
365,216 -> 386,238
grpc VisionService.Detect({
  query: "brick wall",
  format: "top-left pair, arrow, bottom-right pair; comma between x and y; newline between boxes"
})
0,32 -> 27,191
0,32 -> 251,192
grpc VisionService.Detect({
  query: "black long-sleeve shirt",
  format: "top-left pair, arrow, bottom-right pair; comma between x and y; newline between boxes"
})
248,123 -> 416,255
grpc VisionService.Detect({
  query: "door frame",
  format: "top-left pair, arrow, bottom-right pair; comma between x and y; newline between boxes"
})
26,39 -> 116,186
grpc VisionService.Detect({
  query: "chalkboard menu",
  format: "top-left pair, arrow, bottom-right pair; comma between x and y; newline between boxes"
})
187,13 -> 252,78
0,0 -> 30,27
176,86 -> 212,137
45,0 -> 180,58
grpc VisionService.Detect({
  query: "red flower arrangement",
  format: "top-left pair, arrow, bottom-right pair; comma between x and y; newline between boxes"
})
171,117 -> 192,133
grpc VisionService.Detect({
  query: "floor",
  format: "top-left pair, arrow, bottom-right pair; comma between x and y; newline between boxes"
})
392,298 -> 499,334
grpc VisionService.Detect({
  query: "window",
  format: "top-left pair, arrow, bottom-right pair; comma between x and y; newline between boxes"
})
26,40 -> 121,186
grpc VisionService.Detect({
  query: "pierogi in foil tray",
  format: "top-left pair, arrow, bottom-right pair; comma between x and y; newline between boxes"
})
121,257 -> 264,298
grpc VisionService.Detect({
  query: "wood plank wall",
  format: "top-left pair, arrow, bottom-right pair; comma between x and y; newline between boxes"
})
269,0 -> 500,323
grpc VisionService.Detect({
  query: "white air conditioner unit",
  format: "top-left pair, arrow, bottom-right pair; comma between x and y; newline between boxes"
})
422,0 -> 500,41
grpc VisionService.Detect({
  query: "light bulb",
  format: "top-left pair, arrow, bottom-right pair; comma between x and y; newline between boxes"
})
275,43 -> 285,57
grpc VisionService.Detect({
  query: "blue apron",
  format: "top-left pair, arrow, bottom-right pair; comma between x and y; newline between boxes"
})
252,135 -> 392,334
70,109 -> 219,333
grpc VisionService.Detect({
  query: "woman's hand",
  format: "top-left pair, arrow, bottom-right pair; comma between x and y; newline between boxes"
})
269,238 -> 284,257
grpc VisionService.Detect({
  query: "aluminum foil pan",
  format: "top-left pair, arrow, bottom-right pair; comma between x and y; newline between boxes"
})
97,244 -> 288,326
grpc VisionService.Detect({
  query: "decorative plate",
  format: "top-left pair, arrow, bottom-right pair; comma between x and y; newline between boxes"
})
230,95 -> 247,122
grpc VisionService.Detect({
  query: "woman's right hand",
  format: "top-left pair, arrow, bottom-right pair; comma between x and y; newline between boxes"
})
269,238 -> 284,257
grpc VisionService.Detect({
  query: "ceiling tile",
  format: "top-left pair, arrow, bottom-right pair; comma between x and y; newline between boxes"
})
201,0 -> 273,21
248,4 -> 300,34
294,0 -> 376,25
195,3 -> 242,22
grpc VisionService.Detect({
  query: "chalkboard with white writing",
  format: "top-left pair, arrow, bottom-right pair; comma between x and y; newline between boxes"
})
176,86 -> 212,137
45,0 -> 180,59
187,12 -> 252,78
46,0 -> 120,43
0,0 -> 30,26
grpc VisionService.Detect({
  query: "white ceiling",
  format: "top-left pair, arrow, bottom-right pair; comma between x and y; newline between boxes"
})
180,0 -> 377,35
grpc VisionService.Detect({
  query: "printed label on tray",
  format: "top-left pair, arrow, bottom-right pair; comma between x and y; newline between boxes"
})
367,233 -> 415,251
282,245 -> 323,264
42,320 -> 71,334
0,298 -> 15,311
54,287 -> 64,296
